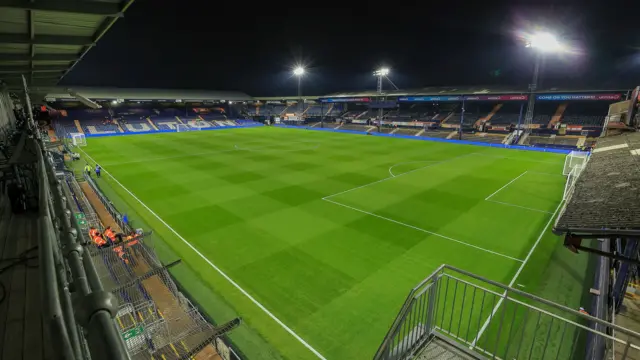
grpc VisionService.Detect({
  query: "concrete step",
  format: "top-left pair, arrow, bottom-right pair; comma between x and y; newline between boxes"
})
414,338 -> 478,360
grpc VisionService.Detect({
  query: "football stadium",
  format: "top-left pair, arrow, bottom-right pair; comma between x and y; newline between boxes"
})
1,2 -> 640,360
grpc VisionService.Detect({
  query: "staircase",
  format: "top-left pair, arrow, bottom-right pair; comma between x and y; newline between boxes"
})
73,120 -> 84,133
475,103 -> 502,127
373,264 -> 640,360
547,103 -> 568,128
324,104 -> 334,116
518,131 -> 530,145
414,337 -> 478,359
439,112 -> 455,124
146,117 -> 159,130
355,110 -> 369,119
112,118 -> 125,133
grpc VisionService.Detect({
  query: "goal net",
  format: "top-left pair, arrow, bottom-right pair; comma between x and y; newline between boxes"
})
69,132 -> 86,147
563,151 -> 589,176
176,124 -> 192,132
563,151 -> 589,201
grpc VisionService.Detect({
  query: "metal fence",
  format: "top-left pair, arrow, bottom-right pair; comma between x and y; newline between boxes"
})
37,136 -> 131,360
375,265 -> 640,360
68,163 -> 242,359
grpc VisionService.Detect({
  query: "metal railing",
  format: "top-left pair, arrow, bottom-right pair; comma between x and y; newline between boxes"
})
72,164 -> 242,359
375,265 -> 640,360
37,136 -> 131,360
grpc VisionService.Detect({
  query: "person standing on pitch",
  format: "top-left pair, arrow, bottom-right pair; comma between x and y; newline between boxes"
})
95,164 -> 101,178
84,163 -> 92,177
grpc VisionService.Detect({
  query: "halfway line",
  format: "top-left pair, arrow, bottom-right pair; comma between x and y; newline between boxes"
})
77,147 -> 328,360
322,198 -> 524,263
325,153 -> 476,199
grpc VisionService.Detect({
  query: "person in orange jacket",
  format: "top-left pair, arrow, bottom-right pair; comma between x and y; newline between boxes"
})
103,226 -> 117,244
91,233 -> 107,248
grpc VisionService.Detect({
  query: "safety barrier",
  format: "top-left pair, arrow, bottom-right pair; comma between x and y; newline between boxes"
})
78,171 -> 242,359
37,136 -> 131,360
375,265 -> 640,360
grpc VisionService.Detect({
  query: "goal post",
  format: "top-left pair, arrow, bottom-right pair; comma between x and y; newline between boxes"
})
176,124 -> 191,132
69,132 -> 86,147
562,151 -> 589,201
562,151 -> 589,176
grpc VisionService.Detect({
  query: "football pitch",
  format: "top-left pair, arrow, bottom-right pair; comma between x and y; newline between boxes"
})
79,126 -> 590,360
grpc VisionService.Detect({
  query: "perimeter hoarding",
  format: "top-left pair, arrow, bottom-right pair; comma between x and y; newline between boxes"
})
398,95 -> 527,102
535,93 -> 622,101
319,97 -> 371,103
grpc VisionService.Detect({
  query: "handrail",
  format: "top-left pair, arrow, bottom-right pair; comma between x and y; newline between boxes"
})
374,264 -> 640,360
36,137 -> 131,360
373,264 -> 445,359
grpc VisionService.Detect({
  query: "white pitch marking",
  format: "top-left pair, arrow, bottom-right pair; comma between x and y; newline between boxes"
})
484,171 -> 528,201
322,198 -> 524,263
77,147 -> 328,360
526,171 -> 566,177
471,153 -> 564,165
388,160 -> 439,177
485,199 -> 554,215
324,153 -> 476,200
470,200 -> 564,347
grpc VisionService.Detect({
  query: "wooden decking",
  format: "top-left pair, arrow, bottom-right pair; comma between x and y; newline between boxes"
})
0,197 -> 53,359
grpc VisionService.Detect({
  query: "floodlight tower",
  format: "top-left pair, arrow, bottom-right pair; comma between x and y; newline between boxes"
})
522,32 -> 563,139
293,66 -> 305,115
373,68 -> 389,131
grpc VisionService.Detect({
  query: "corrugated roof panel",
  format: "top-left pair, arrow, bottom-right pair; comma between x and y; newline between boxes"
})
34,44 -> 83,54
0,1 -> 135,87
0,8 -> 27,34
0,43 -> 29,53
32,60 -> 74,66
0,60 -> 29,66
34,11 -> 104,37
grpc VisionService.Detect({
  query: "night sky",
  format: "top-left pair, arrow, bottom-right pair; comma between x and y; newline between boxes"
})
60,1 -> 640,97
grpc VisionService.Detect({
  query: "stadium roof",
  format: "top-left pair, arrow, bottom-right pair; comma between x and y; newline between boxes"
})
554,132 -> 640,236
254,86 -> 629,101
320,86 -> 629,98
0,0 -> 135,89
31,86 -> 252,102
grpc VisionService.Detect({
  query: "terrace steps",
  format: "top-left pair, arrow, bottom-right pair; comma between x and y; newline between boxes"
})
548,103 -> 568,128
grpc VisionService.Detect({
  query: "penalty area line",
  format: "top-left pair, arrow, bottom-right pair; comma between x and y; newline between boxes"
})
322,198 -> 524,263
77,147 -> 328,360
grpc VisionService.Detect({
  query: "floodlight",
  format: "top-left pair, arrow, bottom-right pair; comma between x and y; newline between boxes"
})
526,32 -> 563,52
293,67 -> 305,76
374,68 -> 390,76
111,100 -> 117,105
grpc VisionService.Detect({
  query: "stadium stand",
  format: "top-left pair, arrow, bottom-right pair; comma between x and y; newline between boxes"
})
461,132 -> 506,143
419,129 -> 455,139
560,102 -> 609,127
486,102 -> 522,126
531,102 -> 559,126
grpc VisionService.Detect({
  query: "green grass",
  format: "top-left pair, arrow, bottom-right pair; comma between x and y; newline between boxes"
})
77,127 -> 592,359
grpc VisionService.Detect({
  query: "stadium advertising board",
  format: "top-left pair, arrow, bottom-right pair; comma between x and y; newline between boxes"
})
398,95 -> 527,102
536,93 -> 622,101
398,96 -> 462,102
464,95 -> 527,101
320,97 -> 371,103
